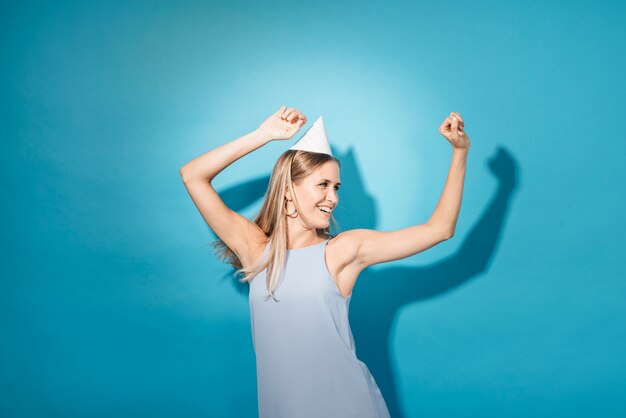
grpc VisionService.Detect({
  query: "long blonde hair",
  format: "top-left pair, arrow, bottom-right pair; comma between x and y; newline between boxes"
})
211,149 -> 341,301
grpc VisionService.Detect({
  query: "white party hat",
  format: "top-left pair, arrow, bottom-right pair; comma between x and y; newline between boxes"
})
289,116 -> 333,156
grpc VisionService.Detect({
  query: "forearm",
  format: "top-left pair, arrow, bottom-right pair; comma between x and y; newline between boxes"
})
180,129 -> 272,183
427,148 -> 468,235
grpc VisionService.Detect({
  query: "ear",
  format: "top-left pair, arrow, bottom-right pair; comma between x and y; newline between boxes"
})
284,185 -> 292,201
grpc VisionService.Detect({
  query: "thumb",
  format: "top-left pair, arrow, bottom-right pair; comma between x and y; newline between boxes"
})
451,116 -> 459,131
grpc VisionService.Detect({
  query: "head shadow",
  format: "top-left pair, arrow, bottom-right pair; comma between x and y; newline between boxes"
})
209,144 -> 520,417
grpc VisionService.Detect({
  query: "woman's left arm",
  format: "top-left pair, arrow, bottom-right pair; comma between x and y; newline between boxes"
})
428,112 -> 470,234
343,112 -> 470,269
426,148 -> 469,235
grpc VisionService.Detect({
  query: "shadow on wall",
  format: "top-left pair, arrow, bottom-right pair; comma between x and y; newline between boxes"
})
210,145 -> 520,418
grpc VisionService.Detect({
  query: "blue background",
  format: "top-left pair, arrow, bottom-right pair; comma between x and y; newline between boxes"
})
2,0 -> 625,417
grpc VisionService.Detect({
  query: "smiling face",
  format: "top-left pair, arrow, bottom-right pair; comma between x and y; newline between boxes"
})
287,161 -> 341,228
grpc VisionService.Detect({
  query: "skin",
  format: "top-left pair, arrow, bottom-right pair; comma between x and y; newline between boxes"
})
259,105 -> 340,249
181,104 -> 469,298
284,161 -> 341,249
268,105 -> 468,253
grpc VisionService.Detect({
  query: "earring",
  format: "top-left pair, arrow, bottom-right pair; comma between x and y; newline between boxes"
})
285,199 -> 297,217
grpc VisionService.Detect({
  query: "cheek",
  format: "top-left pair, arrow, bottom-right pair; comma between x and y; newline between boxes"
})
304,189 -> 322,202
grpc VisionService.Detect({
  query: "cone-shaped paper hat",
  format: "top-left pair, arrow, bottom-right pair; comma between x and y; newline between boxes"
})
289,116 -> 332,156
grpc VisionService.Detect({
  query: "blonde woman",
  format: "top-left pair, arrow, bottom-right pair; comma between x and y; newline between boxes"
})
180,105 -> 469,418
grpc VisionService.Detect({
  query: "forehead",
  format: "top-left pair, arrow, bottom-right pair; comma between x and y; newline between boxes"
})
308,161 -> 340,182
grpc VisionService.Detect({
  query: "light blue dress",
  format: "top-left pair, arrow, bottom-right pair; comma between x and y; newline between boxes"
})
249,238 -> 391,418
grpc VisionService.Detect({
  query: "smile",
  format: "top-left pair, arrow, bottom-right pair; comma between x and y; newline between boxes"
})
318,206 -> 332,215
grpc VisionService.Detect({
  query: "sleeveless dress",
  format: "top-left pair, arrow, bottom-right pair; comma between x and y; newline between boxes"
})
248,238 -> 391,418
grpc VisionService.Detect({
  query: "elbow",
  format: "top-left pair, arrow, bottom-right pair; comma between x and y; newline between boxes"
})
441,229 -> 455,241
179,166 -> 189,183
179,166 -> 213,185
428,221 -> 455,241
179,165 -> 196,184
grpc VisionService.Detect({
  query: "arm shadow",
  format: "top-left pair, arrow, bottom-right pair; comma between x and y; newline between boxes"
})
210,145 -> 520,418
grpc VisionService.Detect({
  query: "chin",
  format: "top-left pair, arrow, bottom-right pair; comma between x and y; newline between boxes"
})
308,212 -> 330,228
312,220 -> 330,229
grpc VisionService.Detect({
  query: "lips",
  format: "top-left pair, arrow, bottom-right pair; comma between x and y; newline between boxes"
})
318,206 -> 332,215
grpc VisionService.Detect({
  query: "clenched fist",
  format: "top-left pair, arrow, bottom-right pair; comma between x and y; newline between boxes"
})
258,105 -> 308,141
439,112 -> 470,150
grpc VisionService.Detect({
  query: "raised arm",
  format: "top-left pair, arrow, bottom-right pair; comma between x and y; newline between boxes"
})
180,105 -> 307,265
344,112 -> 470,269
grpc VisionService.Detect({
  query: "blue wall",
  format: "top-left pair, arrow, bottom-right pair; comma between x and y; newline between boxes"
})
2,0 -> 625,417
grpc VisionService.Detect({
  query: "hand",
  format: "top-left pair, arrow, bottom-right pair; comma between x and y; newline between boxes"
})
438,112 -> 470,150
257,105 -> 308,141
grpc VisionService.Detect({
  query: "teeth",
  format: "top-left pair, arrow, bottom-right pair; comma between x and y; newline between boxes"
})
318,206 -> 332,213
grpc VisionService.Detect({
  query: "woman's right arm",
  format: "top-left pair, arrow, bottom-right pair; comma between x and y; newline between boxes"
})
179,129 -> 272,184
180,105 -> 306,182
179,106 -> 306,266
179,129 -> 272,267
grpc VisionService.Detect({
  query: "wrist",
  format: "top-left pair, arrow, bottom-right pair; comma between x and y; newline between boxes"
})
253,128 -> 274,143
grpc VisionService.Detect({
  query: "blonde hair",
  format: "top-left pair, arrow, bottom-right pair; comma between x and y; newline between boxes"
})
211,149 -> 341,301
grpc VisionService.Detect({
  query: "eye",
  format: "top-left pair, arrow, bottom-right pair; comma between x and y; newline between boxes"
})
320,182 -> 340,191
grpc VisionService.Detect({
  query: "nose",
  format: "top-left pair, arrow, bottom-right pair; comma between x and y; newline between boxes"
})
326,188 -> 338,204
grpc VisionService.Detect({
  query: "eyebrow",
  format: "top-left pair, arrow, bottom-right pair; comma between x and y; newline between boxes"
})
319,178 -> 341,186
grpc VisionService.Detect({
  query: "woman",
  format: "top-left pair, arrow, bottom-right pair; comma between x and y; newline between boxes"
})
180,105 -> 469,417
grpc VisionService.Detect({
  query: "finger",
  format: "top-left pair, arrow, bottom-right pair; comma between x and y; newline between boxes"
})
456,115 -> 465,131
289,112 -> 302,124
282,107 -> 296,120
451,115 -> 459,131
448,114 -> 462,129
286,109 -> 299,122
287,110 -> 300,122
276,105 -> 286,117
294,113 -> 305,124
450,112 -> 464,125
